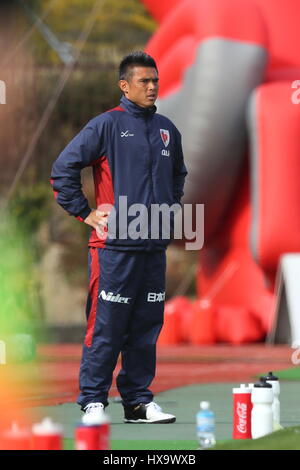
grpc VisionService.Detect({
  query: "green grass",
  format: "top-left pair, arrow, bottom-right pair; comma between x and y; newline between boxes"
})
212,426 -> 300,450
63,439 -> 198,450
64,427 -> 300,450
256,367 -> 300,382
273,367 -> 300,381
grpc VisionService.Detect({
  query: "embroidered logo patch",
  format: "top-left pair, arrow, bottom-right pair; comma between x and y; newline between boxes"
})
160,129 -> 170,147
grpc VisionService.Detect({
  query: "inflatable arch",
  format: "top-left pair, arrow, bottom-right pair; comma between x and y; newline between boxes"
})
141,0 -> 300,343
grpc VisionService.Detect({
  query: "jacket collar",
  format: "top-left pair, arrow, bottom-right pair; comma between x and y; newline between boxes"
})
120,95 -> 156,118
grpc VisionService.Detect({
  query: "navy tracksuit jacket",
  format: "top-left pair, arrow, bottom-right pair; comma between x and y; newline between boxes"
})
51,96 -> 187,409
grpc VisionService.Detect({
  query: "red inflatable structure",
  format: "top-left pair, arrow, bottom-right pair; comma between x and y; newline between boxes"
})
141,0 -> 300,344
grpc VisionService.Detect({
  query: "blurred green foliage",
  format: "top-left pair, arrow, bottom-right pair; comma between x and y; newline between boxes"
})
9,180 -> 52,234
24,0 -> 156,65
0,213 -> 41,336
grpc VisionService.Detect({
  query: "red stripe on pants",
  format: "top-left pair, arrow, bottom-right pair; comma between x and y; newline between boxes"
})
84,248 -> 100,347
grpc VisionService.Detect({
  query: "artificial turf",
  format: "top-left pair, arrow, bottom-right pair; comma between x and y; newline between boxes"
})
63,438 -> 199,450
63,426 -> 300,450
212,426 -> 300,450
272,367 -> 300,381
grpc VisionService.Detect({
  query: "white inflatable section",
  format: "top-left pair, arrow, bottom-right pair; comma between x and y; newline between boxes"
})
268,254 -> 300,345
157,38 -> 267,238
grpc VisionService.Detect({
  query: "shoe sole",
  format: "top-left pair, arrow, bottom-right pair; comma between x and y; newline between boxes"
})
124,417 -> 176,424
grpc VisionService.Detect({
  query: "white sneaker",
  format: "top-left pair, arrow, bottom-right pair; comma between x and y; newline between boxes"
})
82,402 -> 105,425
124,401 -> 176,423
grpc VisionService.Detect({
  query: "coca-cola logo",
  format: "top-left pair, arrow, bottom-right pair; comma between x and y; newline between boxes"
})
236,402 -> 247,433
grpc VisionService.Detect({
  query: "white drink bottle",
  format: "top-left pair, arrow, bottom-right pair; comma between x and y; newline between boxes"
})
251,378 -> 273,439
261,371 -> 281,431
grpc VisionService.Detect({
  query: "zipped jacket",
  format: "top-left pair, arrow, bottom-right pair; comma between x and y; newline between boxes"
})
50,95 -> 187,251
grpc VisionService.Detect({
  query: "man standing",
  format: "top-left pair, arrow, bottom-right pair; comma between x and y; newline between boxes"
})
50,51 -> 187,423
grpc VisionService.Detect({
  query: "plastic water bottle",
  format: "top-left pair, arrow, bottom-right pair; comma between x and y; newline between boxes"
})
75,409 -> 110,450
1,422 -> 31,450
196,401 -> 216,449
31,417 -> 63,450
261,371 -> 282,431
232,384 -> 252,439
251,379 -> 273,439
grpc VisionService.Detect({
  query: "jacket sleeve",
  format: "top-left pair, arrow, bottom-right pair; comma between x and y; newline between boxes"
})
50,114 -> 110,221
173,129 -> 188,205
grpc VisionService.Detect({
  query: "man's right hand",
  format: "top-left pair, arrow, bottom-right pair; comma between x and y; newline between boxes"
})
84,209 -> 109,237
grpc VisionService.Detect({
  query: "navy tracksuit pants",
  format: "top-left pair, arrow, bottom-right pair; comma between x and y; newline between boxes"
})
77,247 -> 166,410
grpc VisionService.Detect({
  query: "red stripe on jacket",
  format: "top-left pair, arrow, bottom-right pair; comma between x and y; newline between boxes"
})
50,178 -> 58,199
88,156 -> 115,248
107,105 -> 125,113
84,248 -> 100,347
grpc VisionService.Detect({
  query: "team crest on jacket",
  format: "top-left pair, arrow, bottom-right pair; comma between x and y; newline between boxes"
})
160,129 -> 170,147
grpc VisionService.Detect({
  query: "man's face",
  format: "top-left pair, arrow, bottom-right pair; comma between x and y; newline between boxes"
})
119,66 -> 159,108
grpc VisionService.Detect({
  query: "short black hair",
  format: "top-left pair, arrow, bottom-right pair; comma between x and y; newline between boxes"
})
119,51 -> 158,81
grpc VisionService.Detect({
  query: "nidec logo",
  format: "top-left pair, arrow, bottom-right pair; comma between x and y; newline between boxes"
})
147,292 -> 165,302
99,290 -> 131,304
